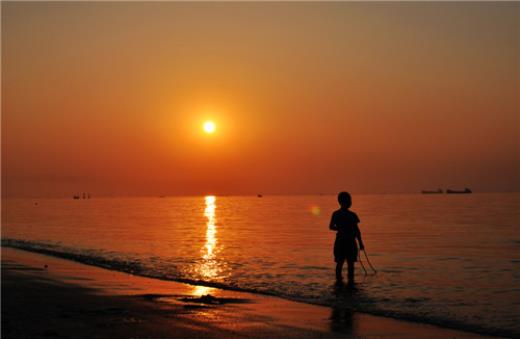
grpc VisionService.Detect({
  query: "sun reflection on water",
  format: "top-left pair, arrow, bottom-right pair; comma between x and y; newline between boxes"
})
199,195 -> 219,279
204,196 -> 216,260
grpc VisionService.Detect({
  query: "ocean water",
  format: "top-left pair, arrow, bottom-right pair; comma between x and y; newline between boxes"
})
2,193 -> 519,337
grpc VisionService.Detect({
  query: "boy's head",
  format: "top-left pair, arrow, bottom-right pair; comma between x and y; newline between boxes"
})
337,191 -> 352,208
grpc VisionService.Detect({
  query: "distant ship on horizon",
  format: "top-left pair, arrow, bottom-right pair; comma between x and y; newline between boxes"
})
421,188 -> 472,194
73,192 -> 92,199
421,189 -> 443,194
446,188 -> 472,194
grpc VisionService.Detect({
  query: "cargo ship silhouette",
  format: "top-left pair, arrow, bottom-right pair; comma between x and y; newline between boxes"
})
421,188 -> 472,194
421,189 -> 443,194
446,188 -> 472,194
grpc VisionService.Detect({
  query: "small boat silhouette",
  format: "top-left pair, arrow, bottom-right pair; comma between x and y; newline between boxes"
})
257,194 -> 263,198
446,188 -> 472,194
422,189 -> 443,194
73,195 -> 80,199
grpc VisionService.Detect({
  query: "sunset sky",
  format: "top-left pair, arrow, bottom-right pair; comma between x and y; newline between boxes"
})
2,2 -> 519,197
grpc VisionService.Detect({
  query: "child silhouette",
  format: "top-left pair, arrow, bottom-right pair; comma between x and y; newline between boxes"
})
329,191 -> 364,287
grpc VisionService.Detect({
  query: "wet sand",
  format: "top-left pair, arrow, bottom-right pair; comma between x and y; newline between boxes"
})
2,247 -> 490,338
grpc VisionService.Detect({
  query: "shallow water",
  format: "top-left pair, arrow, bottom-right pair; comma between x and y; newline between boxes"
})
2,193 -> 519,336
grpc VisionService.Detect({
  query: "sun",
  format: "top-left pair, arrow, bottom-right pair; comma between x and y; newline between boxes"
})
203,120 -> 216,134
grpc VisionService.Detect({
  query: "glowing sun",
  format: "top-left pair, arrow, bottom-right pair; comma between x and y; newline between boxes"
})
203,120 -> 216,134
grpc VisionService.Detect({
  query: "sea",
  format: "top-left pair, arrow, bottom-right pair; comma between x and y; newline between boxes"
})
2,193 -> 519,337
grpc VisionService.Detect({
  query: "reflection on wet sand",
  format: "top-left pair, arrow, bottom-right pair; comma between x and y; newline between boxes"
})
330,306 -> 355,334
192,285 -> 216,297
330,283 -> 358,334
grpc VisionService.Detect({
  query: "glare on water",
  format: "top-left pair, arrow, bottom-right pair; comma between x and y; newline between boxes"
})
200,195 -> 218,278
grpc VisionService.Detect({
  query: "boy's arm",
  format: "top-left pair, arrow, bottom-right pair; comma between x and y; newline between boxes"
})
355,223 -> 365,250
329,213 -> 337,231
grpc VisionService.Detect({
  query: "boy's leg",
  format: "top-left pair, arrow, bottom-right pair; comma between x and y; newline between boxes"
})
346,258 -> 355,286
335,259 -> 344,281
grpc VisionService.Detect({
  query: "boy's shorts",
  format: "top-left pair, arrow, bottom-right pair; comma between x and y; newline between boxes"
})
333,236 -> 358,263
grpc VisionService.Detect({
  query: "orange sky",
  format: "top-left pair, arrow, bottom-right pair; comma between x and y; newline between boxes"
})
2,2 -> 519,197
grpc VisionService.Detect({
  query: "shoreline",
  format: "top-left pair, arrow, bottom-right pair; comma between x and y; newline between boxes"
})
1,247 -> 493,338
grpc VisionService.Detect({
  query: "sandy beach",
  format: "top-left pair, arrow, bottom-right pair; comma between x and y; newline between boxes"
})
1,247 -> 491,338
